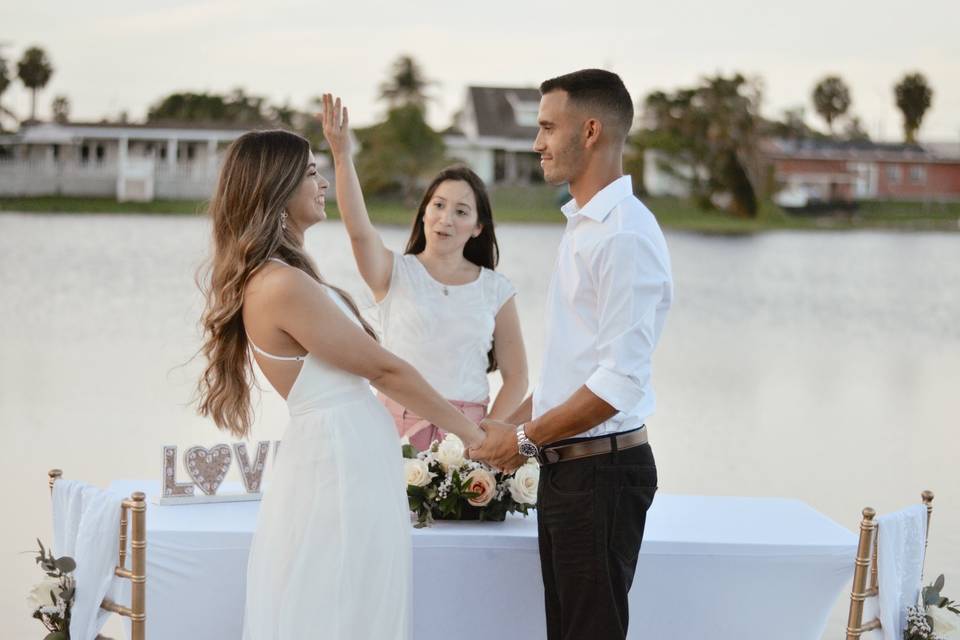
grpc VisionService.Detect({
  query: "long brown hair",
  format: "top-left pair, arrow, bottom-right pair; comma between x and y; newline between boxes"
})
403,165 -> 501,372
197,129 -> 376,438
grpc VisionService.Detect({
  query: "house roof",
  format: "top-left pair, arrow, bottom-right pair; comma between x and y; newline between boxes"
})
59,119 -> 258,131
924,142 -> 960,159
6,120 -> 266,145
762,137 -> 949,163
467,86 -> 541,140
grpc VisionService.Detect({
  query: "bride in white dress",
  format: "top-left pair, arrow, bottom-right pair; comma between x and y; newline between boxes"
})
196,129 -> 486,639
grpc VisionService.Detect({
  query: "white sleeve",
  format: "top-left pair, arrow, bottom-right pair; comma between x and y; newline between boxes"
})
493,272 -> 517,313
376,250 -> 403,306
583,232 -> 670,413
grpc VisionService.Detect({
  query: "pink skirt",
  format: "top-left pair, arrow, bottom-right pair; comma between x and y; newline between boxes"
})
377,392 -> 488,452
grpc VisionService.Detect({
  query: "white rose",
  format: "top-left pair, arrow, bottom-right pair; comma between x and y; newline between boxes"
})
404,459 -> 434,488
435,434 -> 466,471
465,469 -> 497,507
27,576 -> 62,610
508,462 -> 540,505
929,605 -> 960,635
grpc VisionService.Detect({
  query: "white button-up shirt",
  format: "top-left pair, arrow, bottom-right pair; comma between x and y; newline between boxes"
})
533,175 -> 673,439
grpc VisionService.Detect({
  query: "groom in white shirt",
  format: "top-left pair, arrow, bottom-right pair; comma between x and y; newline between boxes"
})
471,69 -> 673,640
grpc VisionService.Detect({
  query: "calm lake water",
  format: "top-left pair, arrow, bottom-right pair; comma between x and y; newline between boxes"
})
1,212 -> 957,638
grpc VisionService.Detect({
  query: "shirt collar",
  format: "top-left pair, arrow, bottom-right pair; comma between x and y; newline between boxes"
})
560,175 -> 633,222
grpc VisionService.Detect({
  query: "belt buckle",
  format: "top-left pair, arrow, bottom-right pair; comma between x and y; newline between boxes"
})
537,448 -> 561,465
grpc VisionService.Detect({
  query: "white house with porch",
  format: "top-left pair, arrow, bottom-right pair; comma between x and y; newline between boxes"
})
443,86 -> 543,185
0,121 -> 326,201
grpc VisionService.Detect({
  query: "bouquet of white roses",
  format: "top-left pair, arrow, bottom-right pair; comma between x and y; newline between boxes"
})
402,433 -> 538,528
28,539 -> 76,640
905,574 -> 960,640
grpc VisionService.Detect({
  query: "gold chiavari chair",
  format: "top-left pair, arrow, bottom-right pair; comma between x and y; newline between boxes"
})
845,490 -> 934,639
48,469 -> 147,640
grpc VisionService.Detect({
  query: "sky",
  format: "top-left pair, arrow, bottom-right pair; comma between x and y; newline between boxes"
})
2,0 -> 959,142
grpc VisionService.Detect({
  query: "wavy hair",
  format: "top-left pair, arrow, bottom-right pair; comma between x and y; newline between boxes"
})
197,129 -> 376,438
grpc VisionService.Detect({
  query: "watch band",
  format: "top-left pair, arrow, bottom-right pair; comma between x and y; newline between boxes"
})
516,423 -> 539,457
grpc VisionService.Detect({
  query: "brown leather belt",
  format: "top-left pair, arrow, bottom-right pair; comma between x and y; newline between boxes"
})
537,427 -> 648,465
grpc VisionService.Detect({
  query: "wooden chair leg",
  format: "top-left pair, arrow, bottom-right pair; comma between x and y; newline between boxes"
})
847,508 -> 880,639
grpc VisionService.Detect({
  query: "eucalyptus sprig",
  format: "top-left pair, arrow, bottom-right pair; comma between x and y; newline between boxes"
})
923,574 -> 960,615
28,539 -> 76,640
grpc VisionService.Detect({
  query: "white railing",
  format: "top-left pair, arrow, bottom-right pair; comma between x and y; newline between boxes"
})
0,158 -> 220,199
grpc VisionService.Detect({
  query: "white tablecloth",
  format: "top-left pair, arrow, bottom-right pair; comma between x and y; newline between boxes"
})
109,481 -> 856,640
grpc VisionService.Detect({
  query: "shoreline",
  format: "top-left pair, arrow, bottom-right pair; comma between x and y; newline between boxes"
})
2,196 -> 959,234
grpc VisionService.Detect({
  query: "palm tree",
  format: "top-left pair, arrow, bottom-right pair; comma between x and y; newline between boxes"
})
17,46 -> 54,121
894,73 -> 933,144
378,55 -> 432,110
812,76 -> 851,135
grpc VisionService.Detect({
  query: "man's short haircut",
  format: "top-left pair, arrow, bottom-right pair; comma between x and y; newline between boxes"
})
540,69 -> 634,141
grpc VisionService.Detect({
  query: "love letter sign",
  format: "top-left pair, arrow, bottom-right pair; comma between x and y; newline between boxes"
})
161,441 -> 280,504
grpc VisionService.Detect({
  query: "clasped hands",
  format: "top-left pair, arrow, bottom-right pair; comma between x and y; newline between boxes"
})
468,419 -> 527,473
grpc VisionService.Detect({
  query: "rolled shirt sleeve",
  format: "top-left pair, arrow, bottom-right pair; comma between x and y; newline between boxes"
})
584,232 -> 671,414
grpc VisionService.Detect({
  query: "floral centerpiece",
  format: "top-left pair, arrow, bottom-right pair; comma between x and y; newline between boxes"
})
28,539 -> 76,640
905,574 -> 960,640
402,433 -> 538,528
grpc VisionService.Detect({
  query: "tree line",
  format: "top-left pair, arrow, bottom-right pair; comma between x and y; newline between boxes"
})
0,47 -> 940,218
0,45 -> 63,127
636,71 -> 934,217
144,56 -> 444,202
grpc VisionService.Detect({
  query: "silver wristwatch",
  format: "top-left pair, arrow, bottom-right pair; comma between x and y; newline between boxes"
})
516,423 -> 539,458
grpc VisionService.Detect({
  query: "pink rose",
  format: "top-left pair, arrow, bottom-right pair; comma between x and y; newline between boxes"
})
465,469 -> 497,507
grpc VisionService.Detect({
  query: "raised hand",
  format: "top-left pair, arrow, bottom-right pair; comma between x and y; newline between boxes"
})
468,419 -> 526,473
319,93 -> 352,160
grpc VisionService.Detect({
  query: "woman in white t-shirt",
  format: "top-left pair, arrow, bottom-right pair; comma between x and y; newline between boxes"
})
321,94 -> 528,450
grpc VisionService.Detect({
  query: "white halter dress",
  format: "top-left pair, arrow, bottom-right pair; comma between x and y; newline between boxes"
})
242,269 -> 411,639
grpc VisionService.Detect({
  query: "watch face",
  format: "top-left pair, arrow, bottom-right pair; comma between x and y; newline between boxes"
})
519,441 -> 538,457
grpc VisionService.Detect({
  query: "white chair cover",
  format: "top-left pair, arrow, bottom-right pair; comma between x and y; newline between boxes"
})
52,479 -> 124,640
861,504 -> 928,640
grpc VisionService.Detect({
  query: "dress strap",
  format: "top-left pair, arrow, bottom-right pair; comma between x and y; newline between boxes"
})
248,338 -> 306,362
268,257 -> 289,266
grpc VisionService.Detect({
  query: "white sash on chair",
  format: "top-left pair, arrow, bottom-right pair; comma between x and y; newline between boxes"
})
52,479 -> 124,640
864,504 -> 928,640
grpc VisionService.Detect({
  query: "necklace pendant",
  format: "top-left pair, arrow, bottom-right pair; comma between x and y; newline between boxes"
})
443,287 -> 449,296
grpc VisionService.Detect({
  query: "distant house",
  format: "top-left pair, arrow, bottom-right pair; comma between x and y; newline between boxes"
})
443,86 -> 543,185
0,120 -> 333,201
764,138 -> 960,207
642,138 -> 960,207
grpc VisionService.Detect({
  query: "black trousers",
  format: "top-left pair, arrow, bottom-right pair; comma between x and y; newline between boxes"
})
537,439 -> 657,640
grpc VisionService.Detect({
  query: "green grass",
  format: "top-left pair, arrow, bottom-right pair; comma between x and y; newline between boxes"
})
0,196 -> 209,215
854,199 -> 960,223
2,191 -> 958,233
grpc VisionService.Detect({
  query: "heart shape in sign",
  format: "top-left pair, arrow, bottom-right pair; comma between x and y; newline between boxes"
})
184,445 -> 232,495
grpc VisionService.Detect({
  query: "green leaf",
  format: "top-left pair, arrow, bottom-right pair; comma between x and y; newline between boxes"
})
401,444 -> 417,459
934,574 -> 945,592
44,632 -> 68,640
